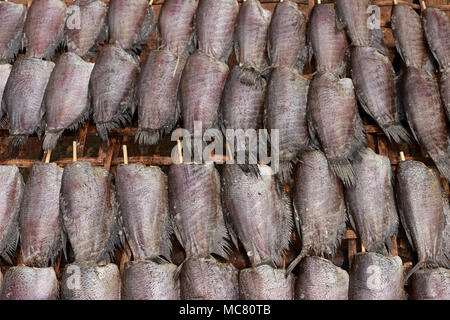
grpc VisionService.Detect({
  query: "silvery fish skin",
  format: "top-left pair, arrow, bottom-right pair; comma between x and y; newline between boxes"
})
391,4 -> 435,71
307,71 -> 366,186
0,63 -> 12,127
168,163 -> 230,259
423,7 -> 449,72
180,50 -> 229,134
66,0 -> 108,58
402,67 -> 450,182
108,0 -> 155,50
121,261 -> 180,300
0,1 -> 27,62
3,58 -> 55,148
396,160 -> 445,268
351,46 -> 411,145
295,256 -> 349,300
24,0 -> 66,60
43,53 -> 94,151
90,44 -> 139,141
136,50 -> 185,146
158,0 -> 198,59
61,262 -> 120,300
440,70 -> 449,120
346,148 -> 399,254
61,162 -> 121,263
349,253 -> 405,300
239,265 -> 295,300
268,0 -> 307,69
19,163 -> 63,267
222,164 -> 292,267
180,258 -> 239,300
0,266 -> 58,300
437,192 -> 450,269
308,3 -> 348,75
196,0 -> 239,62
234,0 -> 271,73
266,66 -> 309,182
410,268 -> 450,300
116,163 -> 171,262
288,150 -> 347,274
0,165 -> 23,263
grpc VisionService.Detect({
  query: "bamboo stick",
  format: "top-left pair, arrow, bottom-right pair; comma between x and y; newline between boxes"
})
177,139 -> 183,164
45,150 -> 52,163
399,151 -> 405,162
123,145 -> 128,165
420,0 -> 426,11
73,141 -> 77,162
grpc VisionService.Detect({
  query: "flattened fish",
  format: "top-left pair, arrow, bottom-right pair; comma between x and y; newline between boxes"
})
351,46 -> 411,145
308,3 -> 348,74
266,67 -> 309,182
295,256 -> 349,300
60,162 -> 121,263
0,165 -> 23,263
0,1 -> 27,62
116,163 -> 171,262
222,164 -> 292,267
43,53 -> 94,151
168,163 -> 230,260
121,261 -> 179,300
158,0 -> 198,58
196,0 -> 239,62
410,268 -> 450,300
24,0 -> 66,60
402,67 -> 450,182
239,265 -> 295,300
90,44 -> 140,141
0,266 -> 58,300
396,160 -> 446,272
440,70 -> 450,120
307,71 -> 366,186
287,150 -> 347,274
180,50 -> 229,134
136,50 -> 185,146
0,63 -> 12,127
3,58 -> 54,148
234,0 -> 271,74
391,4 -> 435,71
349,253 -> 405,300
108,0 -> 155,50
66,0 -> 108,58
19,163 -> 63,267
422,7 -> 449,72
268,0 -> 307,69
61,262 -> 120,300
346,148 -> 399,254
179,258 -> 239,300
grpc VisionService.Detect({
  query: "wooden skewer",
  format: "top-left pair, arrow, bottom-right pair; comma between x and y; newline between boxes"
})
420,0 -> 426,10
393,0 -> 398,5
226,142 -> 234,162
399,151 -> 405,162
123,145 -> 128,165
177,139 -> 183,164
361,244 -> 366,253
45,150 -> 52,164
73,141 -> 77,162
317,0 -> 321,4
149,0 -> 154,6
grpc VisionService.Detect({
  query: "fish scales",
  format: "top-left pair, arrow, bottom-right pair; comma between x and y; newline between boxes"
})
0,1 -> 27,62
422,7 -> 450,73
0,63 -> 12,127
410,268 -> 450,300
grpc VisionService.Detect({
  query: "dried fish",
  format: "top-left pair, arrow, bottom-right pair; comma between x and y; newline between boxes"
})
410,268 -> 450,300
422,7 -> 449,72
0,63 -> 12,127
0,1 -> 27,62
440,70 -> 449,120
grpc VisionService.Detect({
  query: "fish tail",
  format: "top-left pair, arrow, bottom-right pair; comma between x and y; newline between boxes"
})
328,158 -> 355,187
382,123 -> 412,145
285,249 -> 307,277
134,129 -> 160,146
434,157 -> 450,182
43,131 -> 62,151
7,135 -> 28,148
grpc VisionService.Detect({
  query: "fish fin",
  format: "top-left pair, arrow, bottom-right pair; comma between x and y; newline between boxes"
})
382,122 -> 413,145
433,157 -> 450,182
7,135 -> 28,148
220,180 -> 239,250
328,158 -> 355,187
96,107 -> 133,141
173,257 -> 188,281
369,27 -> 386,56
390,13 -> 407,66
276,161 -> 294,185
59,194 -> 70,261
43,130 -> 63,151
273,186 -> 294,268
66,106 -> 91,132
296,44 -> 309,74
351,112 -> 368,158
135,128 -> 160,146
131,5 -> 156,52
285,249 -> 307,276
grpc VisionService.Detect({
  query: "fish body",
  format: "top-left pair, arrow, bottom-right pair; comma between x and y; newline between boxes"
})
0,266 -> 58,300
121,261 -> 179,300
346,148 -> 398,254
440,70 -> 450,120
0,165 -> 23,263
308,3 -> 348,74
19,163 -> 63,267
3,58 -> 54,148
349,252 -> 405,300
410,268 -> 450,300
108,0 -> 155,50
402,67 -> 450,181
351,46 -> 411,145
60,162 -> 121,263
0,63 -> 12,127
179,258 -> 239,300
43,53 -> 94,151
61,262 -> 120,300
90,44 -> 140,141
24,0 -> 66,60
0,1 -> 27,62
115,163 -> 171,262
222,164 -> 292,267
66,0 -> 108,57
239,265 -> 295,300
422,7 -> 449,73
295,256 -> 349,300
